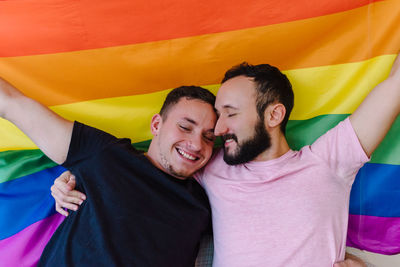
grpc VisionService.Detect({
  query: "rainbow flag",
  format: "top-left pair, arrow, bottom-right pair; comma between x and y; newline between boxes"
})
0,0 -> 399,265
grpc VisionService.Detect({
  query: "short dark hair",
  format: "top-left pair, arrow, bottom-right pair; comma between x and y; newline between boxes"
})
159,86 -> 216,119
222,63 -> 294,134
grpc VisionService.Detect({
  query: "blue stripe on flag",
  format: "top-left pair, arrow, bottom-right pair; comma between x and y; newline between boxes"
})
0,166 -> 66,239
350,162 -> 400,217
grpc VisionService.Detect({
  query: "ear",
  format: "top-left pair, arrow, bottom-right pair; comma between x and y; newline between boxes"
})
150,114 -> 162,136
264,103 -> 286,128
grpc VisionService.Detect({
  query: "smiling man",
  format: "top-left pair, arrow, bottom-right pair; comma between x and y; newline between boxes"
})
0,81 -> 217,267
193,55 -> 400,266
148,93 -> 215,178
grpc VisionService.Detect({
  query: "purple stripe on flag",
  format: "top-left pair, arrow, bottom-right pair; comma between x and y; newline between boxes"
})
0,213 -> 64,267
347,214 -> 400,255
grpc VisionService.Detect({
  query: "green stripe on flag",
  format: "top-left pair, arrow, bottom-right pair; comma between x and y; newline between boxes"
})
287,114 -> 400,165
0,150 -> 57,183
1,114 -> 398,183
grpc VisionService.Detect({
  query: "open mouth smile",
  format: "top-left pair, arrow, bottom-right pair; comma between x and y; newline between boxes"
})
222,134 -> 238,147
224,138 -> 236,147
176,148 -> 199,161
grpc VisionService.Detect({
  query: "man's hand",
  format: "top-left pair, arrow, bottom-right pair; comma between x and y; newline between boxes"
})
51,170 -> 86,216
334,252 -> 367,267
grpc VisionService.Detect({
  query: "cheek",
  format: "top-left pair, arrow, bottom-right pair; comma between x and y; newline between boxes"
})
227,118 -> 242,133
167,129 -> 185,142
203,144 -> 214,160
237,118 -> 255,134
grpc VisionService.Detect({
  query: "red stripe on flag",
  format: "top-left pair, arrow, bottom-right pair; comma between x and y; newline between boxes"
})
0,0 -> 382,57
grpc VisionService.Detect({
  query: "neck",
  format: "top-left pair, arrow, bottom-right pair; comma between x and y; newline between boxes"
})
146,142 -> 164,172
252,132 -> 290,162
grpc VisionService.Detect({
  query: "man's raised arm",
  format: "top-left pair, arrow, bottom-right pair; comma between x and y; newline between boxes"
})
350,53 -> 400,157
0,78 -> 73,164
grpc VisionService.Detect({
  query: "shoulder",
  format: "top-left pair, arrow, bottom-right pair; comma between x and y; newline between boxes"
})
194,148 -> 224,182
64,122 -> 135,167
208,148 -> 225,166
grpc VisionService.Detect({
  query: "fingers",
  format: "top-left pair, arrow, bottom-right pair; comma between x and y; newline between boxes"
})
334,258 -> 366,267
342,252 -> 367,267
51,171 -> 86,216
55,202 -> 69,217
56,171 -> 76,191
51,184 -> 82,210
66,174 -> 76,188
53,171 -> 86,200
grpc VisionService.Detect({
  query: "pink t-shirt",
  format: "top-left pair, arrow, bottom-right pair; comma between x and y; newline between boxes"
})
195,118 -> 369,267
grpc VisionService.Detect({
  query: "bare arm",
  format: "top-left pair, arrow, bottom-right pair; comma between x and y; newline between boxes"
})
350,54 -> 400,157
0,78 -> 73,164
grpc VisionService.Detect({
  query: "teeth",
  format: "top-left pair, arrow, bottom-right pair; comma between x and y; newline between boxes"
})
225,139 -> 234,143
177,148 -> 197,160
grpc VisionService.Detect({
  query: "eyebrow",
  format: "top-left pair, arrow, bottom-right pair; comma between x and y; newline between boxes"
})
222,105 -> 239,110
182,117 -> 215,132
216,104 -> 239,115
183,117 -> 197,125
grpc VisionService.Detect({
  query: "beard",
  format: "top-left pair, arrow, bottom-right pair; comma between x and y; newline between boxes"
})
158,151 -> 192,179
223,118 -> 271,165
157,138 -> 190,179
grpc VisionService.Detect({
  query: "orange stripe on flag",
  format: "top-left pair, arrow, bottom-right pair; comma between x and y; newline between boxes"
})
0,1 -> 398,106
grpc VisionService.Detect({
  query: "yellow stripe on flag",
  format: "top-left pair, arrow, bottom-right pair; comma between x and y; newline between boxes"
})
0,55 -> 394,151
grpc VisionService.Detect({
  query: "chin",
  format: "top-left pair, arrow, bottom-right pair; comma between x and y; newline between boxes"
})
171,167 -> 195,179
175,161 -> 203,177
224,148 -> 238,159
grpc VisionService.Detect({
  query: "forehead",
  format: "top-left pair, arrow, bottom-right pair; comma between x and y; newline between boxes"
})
216,76 -> 257,111
166,98 -> 216,127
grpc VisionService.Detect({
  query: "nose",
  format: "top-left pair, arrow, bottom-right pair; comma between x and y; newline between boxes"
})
188,133 -> 202,152
214,116 -> 228,136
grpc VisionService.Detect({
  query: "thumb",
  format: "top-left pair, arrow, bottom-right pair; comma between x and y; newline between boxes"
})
67,175 -> 76,188
59,170 -> 73,182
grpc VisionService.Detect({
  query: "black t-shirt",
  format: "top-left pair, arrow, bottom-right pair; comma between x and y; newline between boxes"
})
39,122 -> 211,267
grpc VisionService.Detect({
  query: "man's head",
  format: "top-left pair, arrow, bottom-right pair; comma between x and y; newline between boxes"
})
215,63 -> 294,165
148,86 -> 217,179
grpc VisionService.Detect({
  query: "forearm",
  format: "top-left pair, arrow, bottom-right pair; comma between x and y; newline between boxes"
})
0,78 -> 24,118
0,78 -> 73,164
350,54 -> 400,156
